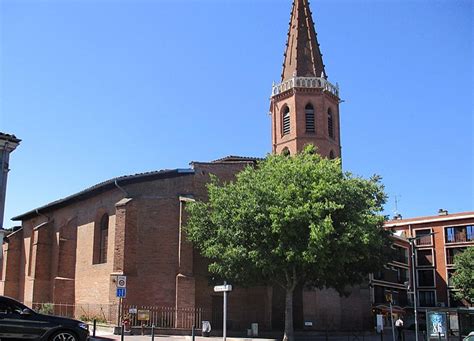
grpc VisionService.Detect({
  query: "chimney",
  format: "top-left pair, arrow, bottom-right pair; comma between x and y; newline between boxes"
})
438,209 -> 448,216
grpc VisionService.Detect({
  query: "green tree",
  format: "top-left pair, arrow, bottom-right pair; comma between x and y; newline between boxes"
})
452,246 -> 474,305
185,146 -> 391,341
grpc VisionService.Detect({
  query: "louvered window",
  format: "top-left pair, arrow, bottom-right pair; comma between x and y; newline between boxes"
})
282,107 -> 290,135
328,108 -> 334,139
305,103 -> 315,133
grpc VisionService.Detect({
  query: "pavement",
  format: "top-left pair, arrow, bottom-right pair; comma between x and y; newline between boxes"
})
88,329 -> 427,341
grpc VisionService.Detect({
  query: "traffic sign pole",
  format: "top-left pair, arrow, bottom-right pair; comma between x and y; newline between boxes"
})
213,282 -> 232,341
223,281 -> 227,341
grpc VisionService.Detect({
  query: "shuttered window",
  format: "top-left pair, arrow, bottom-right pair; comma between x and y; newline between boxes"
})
305,103 -> 315,133
328,108 -> 334,138
282,107 -> 290,135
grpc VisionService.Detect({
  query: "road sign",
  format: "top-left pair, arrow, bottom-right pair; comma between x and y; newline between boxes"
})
116,287 -> 126,298
117,276 -> 127,288
214,284 -> 232,292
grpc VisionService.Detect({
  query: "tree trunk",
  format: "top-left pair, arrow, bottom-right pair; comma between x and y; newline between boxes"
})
282,286 -> 294,341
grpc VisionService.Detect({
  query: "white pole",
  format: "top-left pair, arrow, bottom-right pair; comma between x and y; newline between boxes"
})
411,239 -> 419,341
390,301 -> 395,341
223,281 -> 227,341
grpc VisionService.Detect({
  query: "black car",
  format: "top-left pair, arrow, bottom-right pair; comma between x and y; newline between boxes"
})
0,295 -> 89,340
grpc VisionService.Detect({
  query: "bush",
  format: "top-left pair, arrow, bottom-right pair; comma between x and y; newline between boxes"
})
79,314 -> 107,324
38,303 -> 54,315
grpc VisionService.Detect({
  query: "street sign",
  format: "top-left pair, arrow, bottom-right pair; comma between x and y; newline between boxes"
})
116,287 -> 126,298
117,275 -> 127,288
214,284 -> 232,292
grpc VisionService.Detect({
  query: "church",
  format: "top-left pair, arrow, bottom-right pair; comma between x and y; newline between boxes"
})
0,0 -> 374,332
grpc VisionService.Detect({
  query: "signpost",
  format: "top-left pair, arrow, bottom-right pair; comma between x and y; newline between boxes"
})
385,292 -> 395,341
115,275 -> 127,327
214,282 -> 232,341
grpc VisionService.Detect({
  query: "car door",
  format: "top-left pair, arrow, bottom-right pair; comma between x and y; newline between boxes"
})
0,298 -> 47,339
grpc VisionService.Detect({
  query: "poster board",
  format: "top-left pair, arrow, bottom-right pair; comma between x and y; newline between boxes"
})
426,311 -> 448,340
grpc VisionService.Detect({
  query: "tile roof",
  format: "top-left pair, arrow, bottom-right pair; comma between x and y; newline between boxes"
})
12,168 -> 194,221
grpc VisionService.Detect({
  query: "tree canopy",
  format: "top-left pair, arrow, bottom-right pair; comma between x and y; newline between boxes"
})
452,246 -> 474,305
185,146 -> 391,340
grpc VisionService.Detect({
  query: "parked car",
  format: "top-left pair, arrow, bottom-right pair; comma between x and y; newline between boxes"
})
463,331 -> 474,341
0,295 -> 89,340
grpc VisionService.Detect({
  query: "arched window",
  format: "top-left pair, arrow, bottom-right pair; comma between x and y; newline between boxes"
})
329,150 -> 335,159
282,106 -> 290,135
305,103 -> 315,133
282,147 -> 290,156
328,108 -> 334,139
99,214 -> 109,263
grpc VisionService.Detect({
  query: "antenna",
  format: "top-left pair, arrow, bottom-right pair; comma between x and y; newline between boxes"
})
393,195 -> 402,219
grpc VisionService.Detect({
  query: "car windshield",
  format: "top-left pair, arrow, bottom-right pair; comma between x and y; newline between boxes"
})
0,298 -> 30,314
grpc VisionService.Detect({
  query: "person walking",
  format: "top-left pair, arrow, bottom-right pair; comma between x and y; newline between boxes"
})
395,316 -> 404,341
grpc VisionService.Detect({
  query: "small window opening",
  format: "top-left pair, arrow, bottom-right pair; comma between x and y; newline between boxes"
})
305,103 -> 315,133
99,214 -> 109,264
282,106 -> 290,135
328,108 -> 334,139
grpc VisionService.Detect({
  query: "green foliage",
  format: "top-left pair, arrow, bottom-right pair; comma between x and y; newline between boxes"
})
79,314 -> 108,323
451,246 -> 474,304
38,303 -> 54,315
185,145 -> 391,293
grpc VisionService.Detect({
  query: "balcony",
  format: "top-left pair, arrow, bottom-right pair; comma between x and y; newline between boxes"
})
271,76 -> 339,98
416,235 -> 432,246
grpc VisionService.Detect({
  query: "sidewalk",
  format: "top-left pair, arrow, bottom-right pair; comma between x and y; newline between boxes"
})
88,330 -> 421,341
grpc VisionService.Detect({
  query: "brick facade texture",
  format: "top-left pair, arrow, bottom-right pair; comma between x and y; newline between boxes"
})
1,160 -> 374,331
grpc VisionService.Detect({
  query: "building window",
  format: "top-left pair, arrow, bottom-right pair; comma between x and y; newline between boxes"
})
282,106 -> 290,135
416,249 -> 434,266
418,290 -> 436,307
415,229 -> 433,246
99,214 -> 109,263
397,268 -> 409,284
393,245 -> 409,264
446,247 -> 466,265
327,108 -> 334,138
305,103 -> 315,133
448,290 -> 464,308
329,150 -> 335,159
281,147 -> 290,156
94,213 -> 109,264
417,269 -> 435,287
445,225 -> 473,243
447,269 -> 455,287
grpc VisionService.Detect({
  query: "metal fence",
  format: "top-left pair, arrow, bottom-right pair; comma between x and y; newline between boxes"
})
32,302 -> 118,324
122,304 -> 205,329
31,302 -> 205,329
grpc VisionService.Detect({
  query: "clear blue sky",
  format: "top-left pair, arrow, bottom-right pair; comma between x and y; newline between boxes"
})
1,0 -> 472,228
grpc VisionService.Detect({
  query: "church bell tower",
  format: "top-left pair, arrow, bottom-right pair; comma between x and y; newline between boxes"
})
270,0 -> 341,158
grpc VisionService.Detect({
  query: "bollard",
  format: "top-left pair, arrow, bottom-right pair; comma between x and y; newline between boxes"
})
93,319 -> 97,337
121,324 -> 125,341
151,324 -> 155,341
192,325 -> 196,341
438,332 -> 441,341
380,330 -> 383,341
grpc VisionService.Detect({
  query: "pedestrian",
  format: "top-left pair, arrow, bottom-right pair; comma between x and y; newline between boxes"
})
395,316 -> 404,341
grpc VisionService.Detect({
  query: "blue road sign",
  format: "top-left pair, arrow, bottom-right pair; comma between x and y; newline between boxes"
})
116,287 -> 126,298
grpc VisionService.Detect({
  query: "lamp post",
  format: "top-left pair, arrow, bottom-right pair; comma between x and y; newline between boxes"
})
407,232 -> 437,341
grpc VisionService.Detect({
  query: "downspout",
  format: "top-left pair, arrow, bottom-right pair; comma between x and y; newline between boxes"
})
114,180 -> 129,197
35,209 -> 50,224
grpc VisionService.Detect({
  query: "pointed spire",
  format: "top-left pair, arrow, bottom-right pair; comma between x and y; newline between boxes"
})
281,0 -> 326,81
